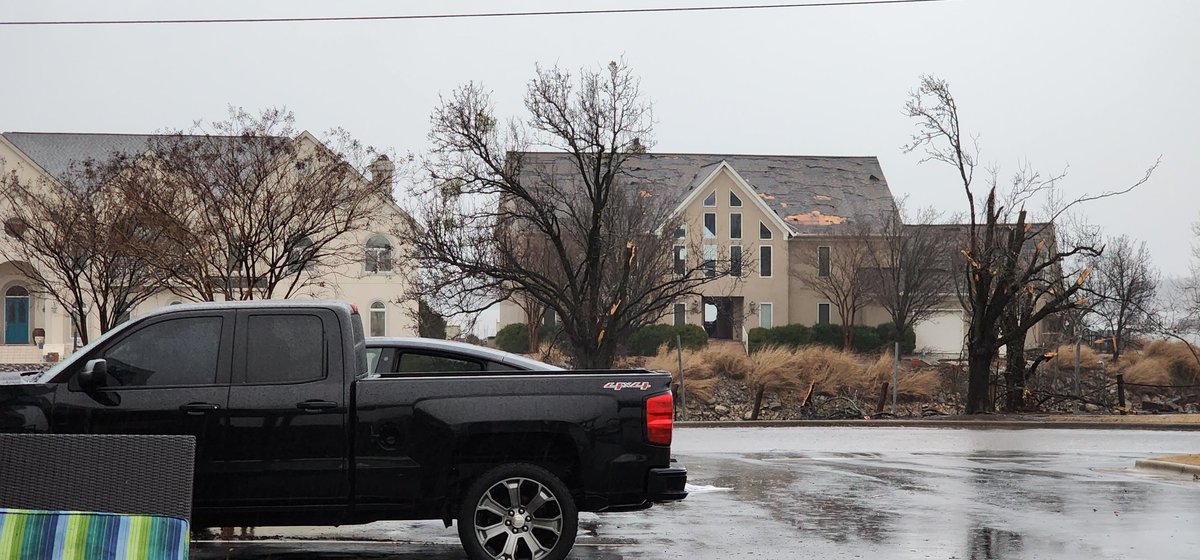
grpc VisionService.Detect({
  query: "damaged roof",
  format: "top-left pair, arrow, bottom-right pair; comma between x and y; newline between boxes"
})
517,152 -> 898,235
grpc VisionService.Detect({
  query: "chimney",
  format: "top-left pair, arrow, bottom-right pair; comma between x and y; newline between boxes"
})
369,155 -> 395,199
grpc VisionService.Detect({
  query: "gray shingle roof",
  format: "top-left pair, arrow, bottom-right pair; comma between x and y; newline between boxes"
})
2,132 -> 158,180
2,132 -> 288,182
518,152 -> 897,235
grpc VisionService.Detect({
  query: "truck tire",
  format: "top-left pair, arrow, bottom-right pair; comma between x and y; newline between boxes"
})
457,463 -> 578,560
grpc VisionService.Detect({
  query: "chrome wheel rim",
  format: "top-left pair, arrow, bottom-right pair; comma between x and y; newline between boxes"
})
473,476 -> 564,560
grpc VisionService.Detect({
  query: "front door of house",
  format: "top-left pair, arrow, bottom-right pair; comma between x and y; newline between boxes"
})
4,286 -> 29,345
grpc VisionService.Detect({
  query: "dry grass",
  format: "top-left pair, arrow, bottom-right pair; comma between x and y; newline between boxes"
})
640,343 -> 946,403
707,346 -> 752,380
1050,344 -> 1103,370
745,346 -> 803,392
1121,340 -> 1200,387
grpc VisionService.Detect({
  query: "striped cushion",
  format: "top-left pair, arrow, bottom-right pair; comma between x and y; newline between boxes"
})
0,508 -> 189,560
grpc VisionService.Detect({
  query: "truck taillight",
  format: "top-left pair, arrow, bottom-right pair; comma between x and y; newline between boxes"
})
645,393 -> 673,446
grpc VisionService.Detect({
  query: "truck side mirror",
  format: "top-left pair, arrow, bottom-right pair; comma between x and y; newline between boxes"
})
77,359 -> 108,390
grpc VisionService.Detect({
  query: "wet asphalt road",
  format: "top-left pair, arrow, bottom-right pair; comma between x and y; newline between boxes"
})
193,427 -> 1200,560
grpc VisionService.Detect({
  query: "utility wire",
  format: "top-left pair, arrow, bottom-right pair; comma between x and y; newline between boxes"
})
0,0 -> 954,26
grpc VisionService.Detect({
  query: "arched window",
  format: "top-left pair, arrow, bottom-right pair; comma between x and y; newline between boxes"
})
370,301 -> 386,337
365,235 -> 394,273
287,236 -> 316,273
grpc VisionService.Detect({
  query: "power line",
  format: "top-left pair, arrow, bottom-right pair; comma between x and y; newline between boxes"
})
0,0 -> 955,27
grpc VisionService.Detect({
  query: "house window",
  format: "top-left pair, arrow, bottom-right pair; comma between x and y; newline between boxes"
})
704,245 -> 717,278
729,191 -> 742,207
703,191 -> 716,206
730,245 -> 743,277
365,235 -> 394,273
760,222 -> 772,240
760,303 -> 773,329
673,303 -> 687,327
730,213 -> 742,240
370,301 -> 386,337
543,309 -> 556,328
287,236 -> 315,273
674,245 -> 686,275
818,303 -> 831,325
703,213 -> 717,238
818,246 -> 831,277
759,245 -> 773,278
676,223 -> 686,239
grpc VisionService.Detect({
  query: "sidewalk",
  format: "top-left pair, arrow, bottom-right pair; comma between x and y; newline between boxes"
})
1135,454 -> 1200,478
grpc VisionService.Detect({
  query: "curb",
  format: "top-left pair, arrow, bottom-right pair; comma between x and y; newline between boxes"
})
676,420 -> 1200,431
1134,458 -> 1200,478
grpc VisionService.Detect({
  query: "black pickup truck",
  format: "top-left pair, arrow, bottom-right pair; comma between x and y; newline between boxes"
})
0,301 -> 686,560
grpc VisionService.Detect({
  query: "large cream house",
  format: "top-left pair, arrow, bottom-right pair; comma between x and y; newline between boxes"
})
497,153 -> 1004,355
0,131 -> 417,365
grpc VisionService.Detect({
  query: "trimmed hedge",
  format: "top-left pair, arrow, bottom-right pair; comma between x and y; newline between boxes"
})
627,324 -> 709,356
875,323 -> 917,354
495,322 -> 562,354
748,322 -> 916,354
747,324 -> 811,353
495,323 -> 531,353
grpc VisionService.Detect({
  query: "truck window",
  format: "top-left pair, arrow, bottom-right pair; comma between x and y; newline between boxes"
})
366,348 -> 382,374
245,314 -> 324,384
102,317 -> 222,387
396,351 -> 483,373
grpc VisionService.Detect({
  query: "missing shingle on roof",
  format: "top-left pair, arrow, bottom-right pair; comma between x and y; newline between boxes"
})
869,174 -> 879,181
813,194 -> 832,202
785,211 -> 847,225
759,193 -> 776,201
638,189 -> 653,198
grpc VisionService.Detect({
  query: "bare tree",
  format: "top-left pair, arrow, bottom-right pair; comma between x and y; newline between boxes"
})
905,75 -> 1158,413
798,231 -> 873,351
125,107 -> 387,301
1,156 -> 163,342
1085,235 -> 1159,363
865,200 -> 955,351
408,61 -> 737,368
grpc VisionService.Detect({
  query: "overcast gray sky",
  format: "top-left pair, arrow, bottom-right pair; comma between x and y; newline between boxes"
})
3,0 -> 1196,286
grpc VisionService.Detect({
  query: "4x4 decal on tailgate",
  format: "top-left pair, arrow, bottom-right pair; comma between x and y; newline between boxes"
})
603,381 -> 652,391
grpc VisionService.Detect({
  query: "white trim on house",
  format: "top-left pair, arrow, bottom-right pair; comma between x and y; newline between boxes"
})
759,302 -> 774,329
759,245 -> 773,278
666,161 -> 794,239
729,212 -> 742,240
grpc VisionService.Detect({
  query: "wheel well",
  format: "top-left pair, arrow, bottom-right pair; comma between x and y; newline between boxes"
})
450,432 -> 582,504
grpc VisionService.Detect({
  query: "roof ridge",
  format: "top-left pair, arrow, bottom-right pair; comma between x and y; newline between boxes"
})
520,151 -> 880,159
3,131 -> 287,140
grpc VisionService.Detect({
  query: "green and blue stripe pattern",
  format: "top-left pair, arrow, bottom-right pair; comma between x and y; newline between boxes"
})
0,508 -> 189,559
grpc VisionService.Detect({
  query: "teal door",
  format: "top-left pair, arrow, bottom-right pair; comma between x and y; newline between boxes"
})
5,286 -> 29,345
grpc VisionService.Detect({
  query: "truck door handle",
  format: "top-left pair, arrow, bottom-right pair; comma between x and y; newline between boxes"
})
180,402 -> 221,414
296,400 -> 338,412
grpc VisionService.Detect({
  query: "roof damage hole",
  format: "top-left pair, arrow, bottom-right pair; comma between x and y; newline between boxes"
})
785,211 -> 847,225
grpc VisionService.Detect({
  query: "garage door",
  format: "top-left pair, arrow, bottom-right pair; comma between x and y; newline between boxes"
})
914,310 -> 965,355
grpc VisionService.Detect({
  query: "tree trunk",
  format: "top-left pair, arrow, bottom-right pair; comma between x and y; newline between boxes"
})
966,346 -> 995,414
842,326 -> 854,353
751,386 -> 765,421
1003,343 -> 1029,412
